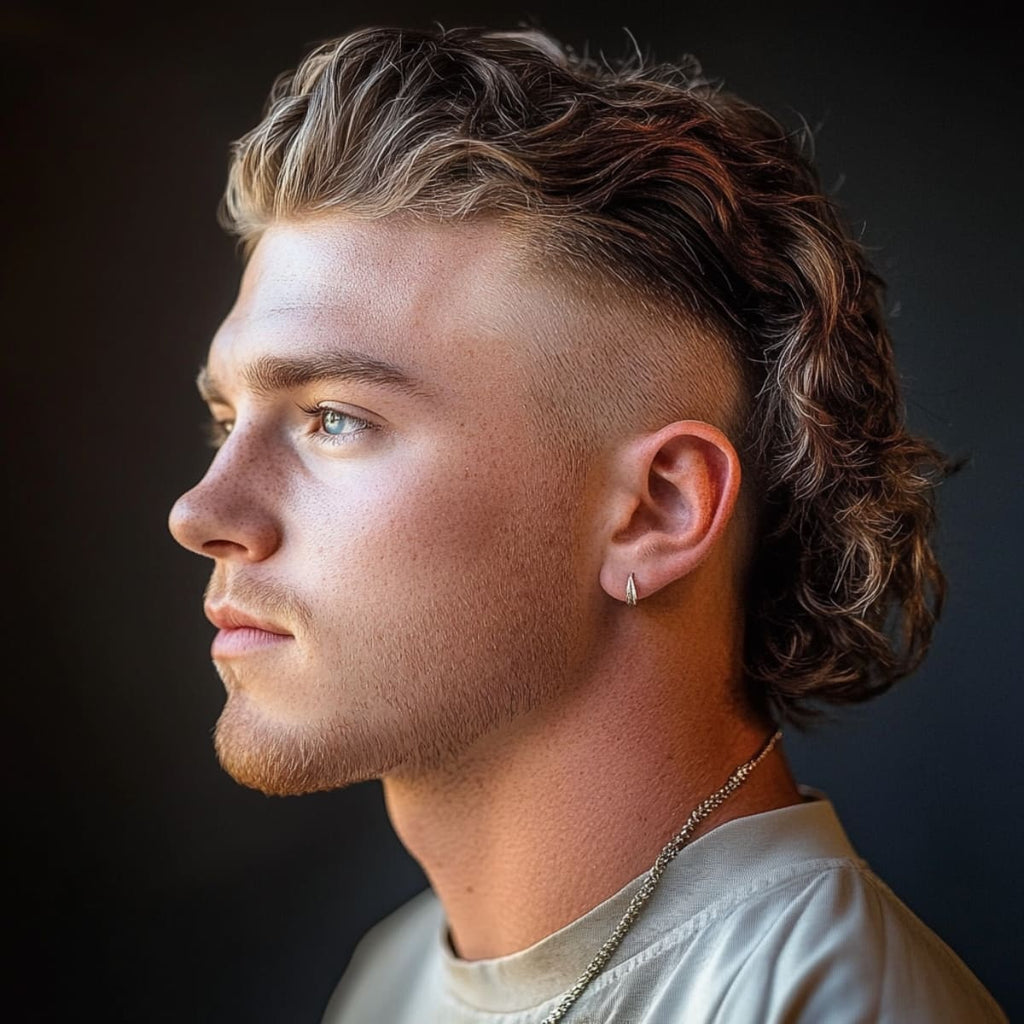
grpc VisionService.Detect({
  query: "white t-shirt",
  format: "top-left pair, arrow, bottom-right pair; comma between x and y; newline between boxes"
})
322,788 -> 1006,1023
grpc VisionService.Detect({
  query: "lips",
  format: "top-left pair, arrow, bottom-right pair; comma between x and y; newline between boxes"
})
205,604 -> 293,635
205,603 -> 294,658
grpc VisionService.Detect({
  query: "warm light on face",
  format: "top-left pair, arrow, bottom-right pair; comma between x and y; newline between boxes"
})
168,215 -> 597,795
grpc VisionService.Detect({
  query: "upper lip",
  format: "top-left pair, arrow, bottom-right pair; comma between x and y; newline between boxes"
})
204,603 -> 293,636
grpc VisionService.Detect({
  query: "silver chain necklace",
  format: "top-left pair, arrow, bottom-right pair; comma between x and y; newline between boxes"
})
539,728 -> 784,1024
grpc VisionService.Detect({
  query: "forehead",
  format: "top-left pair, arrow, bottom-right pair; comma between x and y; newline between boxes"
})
209,215 -> 536,392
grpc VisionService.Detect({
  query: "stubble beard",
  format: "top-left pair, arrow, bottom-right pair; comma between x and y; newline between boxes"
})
210,485 -> 588,797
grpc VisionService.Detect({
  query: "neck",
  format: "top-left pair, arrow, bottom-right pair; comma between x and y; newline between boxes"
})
381,643 -> 802,961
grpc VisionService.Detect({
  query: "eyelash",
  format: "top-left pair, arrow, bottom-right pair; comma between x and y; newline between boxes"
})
297,403 -> 377,446
204,405 -> 378,450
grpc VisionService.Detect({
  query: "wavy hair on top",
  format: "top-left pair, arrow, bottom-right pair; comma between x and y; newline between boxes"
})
219,25 -> 962,727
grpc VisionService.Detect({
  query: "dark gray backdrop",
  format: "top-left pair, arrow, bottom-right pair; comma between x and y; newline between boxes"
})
7,1 -> 1021,1020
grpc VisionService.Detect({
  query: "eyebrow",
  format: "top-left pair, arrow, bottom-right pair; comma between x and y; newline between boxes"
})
196,350 -> 435,403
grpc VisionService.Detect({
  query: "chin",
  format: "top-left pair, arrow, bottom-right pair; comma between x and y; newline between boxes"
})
212,694 -> 381,796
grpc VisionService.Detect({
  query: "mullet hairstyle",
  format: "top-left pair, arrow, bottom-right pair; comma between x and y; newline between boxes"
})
219,25 -> 961,727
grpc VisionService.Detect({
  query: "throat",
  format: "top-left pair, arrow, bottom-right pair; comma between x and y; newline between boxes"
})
381,713 -> 798,961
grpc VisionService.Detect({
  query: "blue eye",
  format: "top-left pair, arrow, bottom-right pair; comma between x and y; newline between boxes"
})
301,404 -> 376,444
322,408 -> 357,435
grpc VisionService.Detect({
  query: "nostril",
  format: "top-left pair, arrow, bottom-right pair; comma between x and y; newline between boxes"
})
201,538 -> 248,558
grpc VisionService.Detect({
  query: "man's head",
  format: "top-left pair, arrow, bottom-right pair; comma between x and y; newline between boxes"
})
169,26 -> 954,795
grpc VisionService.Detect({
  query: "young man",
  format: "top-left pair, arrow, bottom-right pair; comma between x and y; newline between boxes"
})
168,26 -> 1006,1023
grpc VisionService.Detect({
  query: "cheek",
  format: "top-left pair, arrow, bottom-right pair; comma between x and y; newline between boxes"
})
290,443 -> 549,591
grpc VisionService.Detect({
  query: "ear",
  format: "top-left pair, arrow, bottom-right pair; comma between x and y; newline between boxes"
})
598,420 -> 742,605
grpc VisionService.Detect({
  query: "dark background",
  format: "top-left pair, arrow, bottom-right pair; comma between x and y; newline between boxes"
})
6,1 -> 1021,1020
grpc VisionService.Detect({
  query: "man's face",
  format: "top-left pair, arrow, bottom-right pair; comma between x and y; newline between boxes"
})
168,215 -> 599,795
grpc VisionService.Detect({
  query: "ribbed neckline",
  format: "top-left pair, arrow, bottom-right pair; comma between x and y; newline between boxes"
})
438,786 -> 863,1013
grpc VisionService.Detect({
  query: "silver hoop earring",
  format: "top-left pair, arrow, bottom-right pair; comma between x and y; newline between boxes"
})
625,572 -> 638,607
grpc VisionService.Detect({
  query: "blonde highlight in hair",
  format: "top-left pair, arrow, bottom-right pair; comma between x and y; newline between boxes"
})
219,25 -> 961,727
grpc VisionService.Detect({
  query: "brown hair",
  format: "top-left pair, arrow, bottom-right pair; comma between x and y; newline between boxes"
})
219,26 -> 961,727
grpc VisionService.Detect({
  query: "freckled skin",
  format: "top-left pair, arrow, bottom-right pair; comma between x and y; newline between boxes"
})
169,213 -> 802,958
169,215 -> 597,794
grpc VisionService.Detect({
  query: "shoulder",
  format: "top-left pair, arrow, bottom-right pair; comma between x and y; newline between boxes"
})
320,887 -> 443,1023
707,859 -> 1007,1023
356,885 -> 442,959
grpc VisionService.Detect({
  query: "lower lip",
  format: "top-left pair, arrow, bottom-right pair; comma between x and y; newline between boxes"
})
212,627 -> 294,658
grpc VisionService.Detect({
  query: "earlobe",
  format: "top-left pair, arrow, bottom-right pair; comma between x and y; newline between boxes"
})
599,421 -> 741,605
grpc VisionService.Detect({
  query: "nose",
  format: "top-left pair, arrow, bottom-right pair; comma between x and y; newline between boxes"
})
168,439 -> 282,564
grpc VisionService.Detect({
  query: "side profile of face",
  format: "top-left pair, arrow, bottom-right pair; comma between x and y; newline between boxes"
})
168,215 -> 604,795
